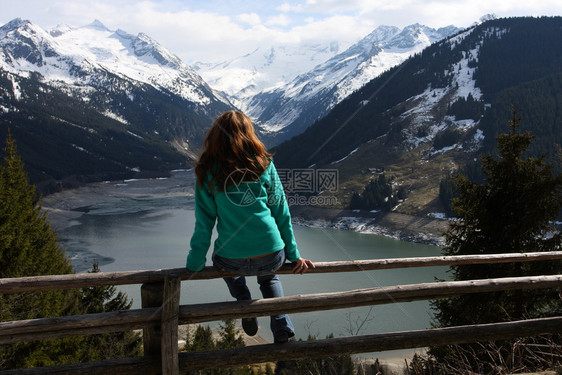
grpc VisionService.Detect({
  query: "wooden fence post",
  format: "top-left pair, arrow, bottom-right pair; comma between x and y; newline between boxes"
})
141,278 -> 181,375
161,276 -> 181,375
141,282 -> 164,374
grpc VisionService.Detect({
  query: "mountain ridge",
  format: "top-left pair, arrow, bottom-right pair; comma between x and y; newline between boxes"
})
0,16 -> 463,191
0,18 -> 232,191
272,16 -> 562,216
2,15 -> 560,215
247,23 -> 461,145
0,18 -> 232,108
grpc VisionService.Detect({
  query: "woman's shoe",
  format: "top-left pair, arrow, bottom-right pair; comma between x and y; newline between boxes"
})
242,317 -> 258,336
274,330 -> 294,344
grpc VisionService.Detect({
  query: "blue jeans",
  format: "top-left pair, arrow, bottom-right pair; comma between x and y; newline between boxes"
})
212,250 -> 295,340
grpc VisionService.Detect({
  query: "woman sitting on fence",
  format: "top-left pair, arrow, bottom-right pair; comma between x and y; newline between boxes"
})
186,110 -> 314,344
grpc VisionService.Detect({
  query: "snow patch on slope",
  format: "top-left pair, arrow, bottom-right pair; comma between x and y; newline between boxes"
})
400,33 -> 487,150
103,110 -> 128,125
331,147 -> 359,164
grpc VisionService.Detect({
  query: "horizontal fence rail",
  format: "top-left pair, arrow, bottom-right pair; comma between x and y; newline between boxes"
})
1,251 -> 561,294
1,274 -> 561,345
179,316 -> 562,371
1,317 -> 561,375
1,251 -> 561,375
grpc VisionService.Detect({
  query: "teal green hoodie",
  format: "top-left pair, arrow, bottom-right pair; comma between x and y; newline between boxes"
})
186,161 -> 300,271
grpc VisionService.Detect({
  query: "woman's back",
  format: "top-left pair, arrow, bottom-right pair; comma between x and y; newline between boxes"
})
187,160 -> 299,270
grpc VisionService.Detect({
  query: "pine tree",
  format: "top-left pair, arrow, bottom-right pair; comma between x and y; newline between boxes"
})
0,133 -> 141,369
183,322 -> 261,375
0,131 -> 74,279
438,178 -> 455,217
216,319 -> 245,350
349,174 -> 398,211
429,109 -> 562,370
188,325 -> 216,352
0,131 -> 83,369
79,263 -> 142,361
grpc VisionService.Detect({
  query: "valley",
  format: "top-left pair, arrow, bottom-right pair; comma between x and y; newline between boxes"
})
1,15 -> 561,218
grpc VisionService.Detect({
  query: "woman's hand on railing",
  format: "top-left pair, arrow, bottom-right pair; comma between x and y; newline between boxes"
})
292,258 -> 315,274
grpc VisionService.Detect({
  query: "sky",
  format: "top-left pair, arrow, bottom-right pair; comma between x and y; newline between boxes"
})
1,0 -> 561,63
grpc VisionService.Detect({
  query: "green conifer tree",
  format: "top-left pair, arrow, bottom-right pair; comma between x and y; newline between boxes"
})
429,109 -> 562,371
183,322 -> 260,375
216,319 -> 245,350
79,263 -> 142,361
0,133 -> 141,369
188,325 -> 216,352
0,131 -> 82,369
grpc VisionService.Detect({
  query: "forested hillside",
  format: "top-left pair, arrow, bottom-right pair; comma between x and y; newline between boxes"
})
0,70 -> 221,192
272,17 -> 562,214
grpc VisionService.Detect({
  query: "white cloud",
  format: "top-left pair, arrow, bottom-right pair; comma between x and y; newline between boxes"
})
266,14 -> 291,26
237,13 -> 261,26
283,14 -> 371,44
277,0 -> 410,14
2,0 -> 562,63
276,2 -> 304,13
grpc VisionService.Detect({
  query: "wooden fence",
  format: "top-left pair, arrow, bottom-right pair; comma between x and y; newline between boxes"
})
1,251 -> 562,375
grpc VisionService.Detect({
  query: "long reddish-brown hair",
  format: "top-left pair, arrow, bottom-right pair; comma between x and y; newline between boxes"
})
195,111 -> 272,191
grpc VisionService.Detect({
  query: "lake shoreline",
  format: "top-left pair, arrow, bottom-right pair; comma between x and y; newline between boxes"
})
289,205 -> 448,247
41,171 -> 197,232
41,175 -> 448,248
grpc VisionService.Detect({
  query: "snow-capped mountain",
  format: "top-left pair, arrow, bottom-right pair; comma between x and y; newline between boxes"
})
193,41 -> 343,110
242,23 -> 461,145
273,16 -> 562,215
0,18 -> 228,108
0,18 -> 232,188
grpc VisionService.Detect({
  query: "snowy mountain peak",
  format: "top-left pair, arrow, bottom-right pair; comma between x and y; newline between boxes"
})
473,14 -> 498,26
236,22 -> 462,141
129,32 -> 184,69
479,14 -> 498,23
194,41 -> 344,105
0,18 -> 31,33
0,18 -> 58,68
0,18 -> 226,107
196,21 -> 460,121
49,24 -> 73,37
366,25 -> 401,42
0,17 -> 46,40
390,23 -> 454,49
85,19 -> 111,31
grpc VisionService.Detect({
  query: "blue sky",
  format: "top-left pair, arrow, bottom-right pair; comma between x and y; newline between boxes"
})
1,0 -> 561,62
